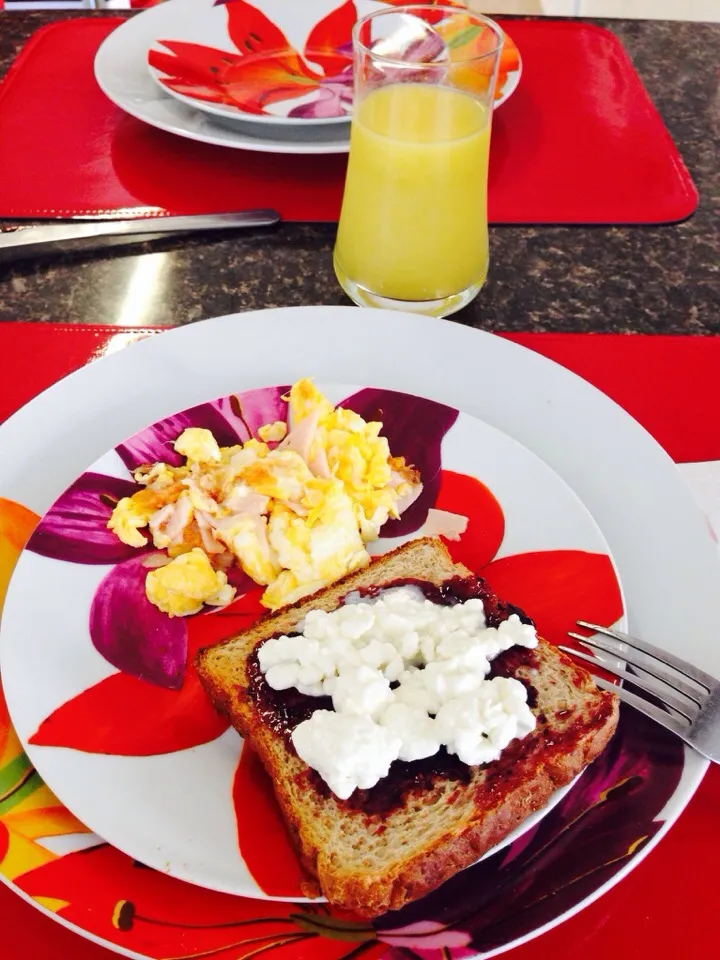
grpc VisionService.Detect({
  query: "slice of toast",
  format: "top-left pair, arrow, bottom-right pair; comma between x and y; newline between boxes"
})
196,538 -> 619,917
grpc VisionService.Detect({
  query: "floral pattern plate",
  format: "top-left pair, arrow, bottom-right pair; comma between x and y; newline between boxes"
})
1,380 -> 625,907
0,304 -> 711,960
146,0 -> 522,128
94,0 -> 354,155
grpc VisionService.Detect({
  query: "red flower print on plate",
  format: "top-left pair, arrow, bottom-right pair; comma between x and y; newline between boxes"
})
9,712 -> 683,960
148,0 -> 357,120
25,386 -> 457,757
13,843 -> 386,960
231,467 -> 623,898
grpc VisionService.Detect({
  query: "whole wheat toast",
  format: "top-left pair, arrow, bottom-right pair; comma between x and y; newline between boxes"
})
196,538 -> 619,917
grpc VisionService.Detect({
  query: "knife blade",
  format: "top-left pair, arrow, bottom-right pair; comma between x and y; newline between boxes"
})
0,210 -> 281,262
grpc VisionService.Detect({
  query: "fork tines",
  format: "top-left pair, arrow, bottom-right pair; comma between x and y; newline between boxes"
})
558,620 -> 716,743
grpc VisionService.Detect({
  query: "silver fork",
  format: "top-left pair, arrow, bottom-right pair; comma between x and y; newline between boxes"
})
559,621 -> 720,763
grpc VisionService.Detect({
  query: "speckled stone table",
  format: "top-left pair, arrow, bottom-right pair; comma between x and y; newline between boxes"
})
0,11 -> 718,332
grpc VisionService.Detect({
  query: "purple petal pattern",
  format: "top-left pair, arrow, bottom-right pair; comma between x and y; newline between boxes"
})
199,563 -> 256,617
374,708 -> 684,954
288,72 -> 352,119
27,473 -> 147,565
224,563 -> 256,595
288,86 -> 348,119
116,385 -> 291,471
342,388 -> 459,537
89,554 -> 188,690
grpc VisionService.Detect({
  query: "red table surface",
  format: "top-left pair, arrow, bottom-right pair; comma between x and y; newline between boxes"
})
0,17 -> 697,224
0,324 -> 718,960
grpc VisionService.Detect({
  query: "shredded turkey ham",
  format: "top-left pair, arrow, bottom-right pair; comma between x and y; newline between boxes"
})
223,485 -> 270,516
277,413 -> 332,480
393,480 -> 424,517
195,511 -> 226,555
212,512 -> 281,586
278,409 -> 320,463
183,478 -> 219,515
415,508 -> 469,542
307,445 -> 331,479
148,494 -> 194,549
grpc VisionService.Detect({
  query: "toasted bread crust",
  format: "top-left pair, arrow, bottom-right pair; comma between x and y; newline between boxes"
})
196,538 -> 619,917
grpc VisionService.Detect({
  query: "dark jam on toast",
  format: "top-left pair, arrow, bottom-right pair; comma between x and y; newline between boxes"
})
246,575 -> 541,815
355,575 -> 534,628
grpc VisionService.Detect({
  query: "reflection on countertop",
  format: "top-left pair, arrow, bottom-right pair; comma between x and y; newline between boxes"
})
0,11 -> 718,334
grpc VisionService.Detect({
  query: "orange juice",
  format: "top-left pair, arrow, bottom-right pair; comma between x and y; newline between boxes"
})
334,82 -> 491,303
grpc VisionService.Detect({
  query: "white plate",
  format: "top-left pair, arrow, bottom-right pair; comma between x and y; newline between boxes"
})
145,0 -> 521,129
96,0 -> 521,154
0,307 -> 717,959
95,0 -> 352,154
146,0 -> 355,128
0,382 -> 617,899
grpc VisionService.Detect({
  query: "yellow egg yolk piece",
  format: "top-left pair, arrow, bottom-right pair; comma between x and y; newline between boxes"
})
288,378 -> 333,425
257,421 -> 288,443
174,428 -> 222,464
145,548 -> 235,617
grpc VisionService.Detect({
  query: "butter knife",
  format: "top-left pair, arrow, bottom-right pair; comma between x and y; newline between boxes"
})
0,210 -> 281,262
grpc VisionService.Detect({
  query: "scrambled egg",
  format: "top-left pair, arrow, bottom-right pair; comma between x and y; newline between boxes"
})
109,379 -> 420,614
145,549 -> 235,617
257,420 -> 288,443
174,428 -> 222,464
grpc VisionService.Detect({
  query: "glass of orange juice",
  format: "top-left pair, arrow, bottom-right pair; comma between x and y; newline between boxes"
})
333,5 -> 504,317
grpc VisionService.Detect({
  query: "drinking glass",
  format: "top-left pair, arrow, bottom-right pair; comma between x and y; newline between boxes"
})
333,5 -> 504,317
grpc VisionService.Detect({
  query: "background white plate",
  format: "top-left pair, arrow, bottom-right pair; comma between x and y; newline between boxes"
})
146,0 -> 521,129
96,0 -> 521,154
0,385 -> 617,899
147,0 -> 356,128
95,0 -> 353,154
0,306 -> 717,956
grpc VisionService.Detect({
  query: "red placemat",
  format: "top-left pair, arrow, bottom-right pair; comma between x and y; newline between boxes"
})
0,323 -> 718,960
0,17 -> 697,224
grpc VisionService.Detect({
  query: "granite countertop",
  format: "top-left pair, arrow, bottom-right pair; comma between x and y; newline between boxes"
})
0,10 -> 718,333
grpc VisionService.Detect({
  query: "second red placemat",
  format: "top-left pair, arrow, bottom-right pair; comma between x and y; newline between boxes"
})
0,16 -> 697,224
0,323 -> 718,960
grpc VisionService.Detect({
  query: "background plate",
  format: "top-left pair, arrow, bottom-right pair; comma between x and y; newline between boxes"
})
146,0 -> 521,127
96,0 -> 520,155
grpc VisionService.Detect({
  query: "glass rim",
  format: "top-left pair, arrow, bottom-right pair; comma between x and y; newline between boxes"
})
351,4 -> 504,67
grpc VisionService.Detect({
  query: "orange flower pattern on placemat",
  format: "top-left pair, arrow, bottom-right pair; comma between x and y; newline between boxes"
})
0,498 -> 93,898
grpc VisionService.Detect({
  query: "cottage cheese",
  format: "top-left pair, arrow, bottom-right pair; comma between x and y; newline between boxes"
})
258,586 -> 538,799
